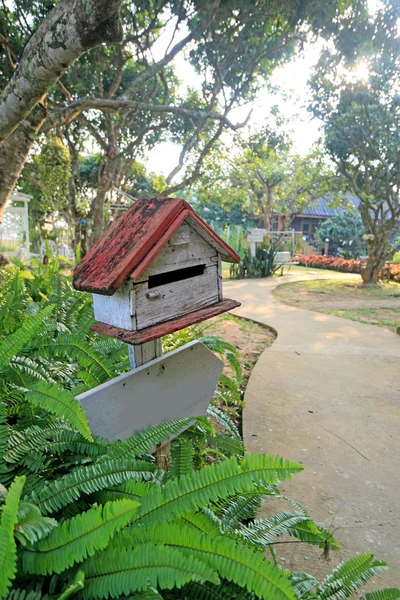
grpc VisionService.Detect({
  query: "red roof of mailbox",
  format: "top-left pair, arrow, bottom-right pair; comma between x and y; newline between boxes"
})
73,197 -> 240,296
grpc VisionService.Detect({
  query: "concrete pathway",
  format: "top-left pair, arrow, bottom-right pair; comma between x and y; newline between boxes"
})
223,273 -> 400,586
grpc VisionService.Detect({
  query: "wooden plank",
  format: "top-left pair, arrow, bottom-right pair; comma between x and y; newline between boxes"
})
134,265 -> 219,329
133,223 -> 217,282
128,339 -> 162,369
92,282 -> 133,330
91,298 -> 241,344
77,341 -> 224,440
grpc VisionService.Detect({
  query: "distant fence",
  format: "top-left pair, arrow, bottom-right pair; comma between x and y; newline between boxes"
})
0,193 -> 30,261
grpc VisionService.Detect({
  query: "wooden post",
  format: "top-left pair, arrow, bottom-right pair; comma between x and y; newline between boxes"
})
128,339 -> 170,469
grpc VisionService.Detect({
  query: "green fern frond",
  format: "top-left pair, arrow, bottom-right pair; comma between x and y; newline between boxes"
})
206,406 -> 242,442
217,374 -> 242,404
22,499 -> 140,575
289,571 -> 319,597
38,335 -> 115,384
319,553 -> 388,599
80,544 -> 219,599
170,438 -> 194,478
236,511 -> 310,547
0,476 -> 25,598
57,570 -> 85,600
93,480 -> 154,505
199,336 -> 239,357
220,494 -> 265,525
4,590 -> 44,600
115,524 -> 296,600
14,502 -> 57,545
168,580 -> 255,599
25,382 -> 93,442
289,519 -> 341,551
30,459 -> 158,514
105,417 -> 197,461
225,352 -> 243,385
208,433 -> 245,458
0,305 -> 55,370
363,590 -> 400,600
6,424 -> 109,465
134,454 -> 302,526
181,512 -> 221,538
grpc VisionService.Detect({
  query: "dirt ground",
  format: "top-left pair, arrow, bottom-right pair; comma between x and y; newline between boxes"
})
274,278 -> 400,330
201,314 -> 276,390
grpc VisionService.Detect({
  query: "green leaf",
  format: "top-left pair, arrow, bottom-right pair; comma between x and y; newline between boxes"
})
116,524 -> 296,600
80,544 -> 219,599
30,459 -> 157,514
0,476 -> 25,598
288,519 -> 341,551
0,305 -> 54,370
58,570 -> 85,600
22,499 -> 140,575
135,454 -> 302,526
319,553 -> 388,599
15,501 -> 57,545
25,382 -> 93,442
105,417 -> 198,462
170,438 -> 194,478
364,590 -> 400,600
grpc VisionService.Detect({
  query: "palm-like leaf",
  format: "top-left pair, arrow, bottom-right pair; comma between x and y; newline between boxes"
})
115,523 -> 296,600
25,382 -> 92,442
0,476 -> 25,598
21,499 -> 139,574
80,544 -> 219,600
30,459 -> 158,514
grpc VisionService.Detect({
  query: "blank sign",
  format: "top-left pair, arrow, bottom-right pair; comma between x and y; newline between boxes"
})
77,341 -> 223,441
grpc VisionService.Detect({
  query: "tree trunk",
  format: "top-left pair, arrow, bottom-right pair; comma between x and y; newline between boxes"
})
89,151 -> 117,247
0,106 -> 47,221
0,0 -> 123,142
361,239 -> 387,283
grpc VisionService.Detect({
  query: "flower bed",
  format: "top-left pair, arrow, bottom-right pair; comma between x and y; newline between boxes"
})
294,254 -> 400,282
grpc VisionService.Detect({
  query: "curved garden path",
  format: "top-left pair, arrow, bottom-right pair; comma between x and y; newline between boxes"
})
223,273 -> 400,586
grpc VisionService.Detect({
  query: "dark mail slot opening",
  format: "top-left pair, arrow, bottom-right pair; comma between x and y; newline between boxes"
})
148,264 -> 206,289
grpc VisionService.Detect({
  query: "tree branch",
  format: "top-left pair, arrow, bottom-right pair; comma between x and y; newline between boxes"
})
0,0 -> 123,141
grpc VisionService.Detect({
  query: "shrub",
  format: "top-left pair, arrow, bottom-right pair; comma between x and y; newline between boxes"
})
295,254 -> 400,281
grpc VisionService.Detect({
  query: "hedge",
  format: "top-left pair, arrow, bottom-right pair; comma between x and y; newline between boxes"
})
294,254 -> 400,283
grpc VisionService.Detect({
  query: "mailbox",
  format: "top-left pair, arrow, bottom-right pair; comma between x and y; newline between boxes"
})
73,197 -> 240,344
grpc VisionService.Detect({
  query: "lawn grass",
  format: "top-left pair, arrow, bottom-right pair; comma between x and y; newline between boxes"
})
324,307 -> 400,329
274,277 -> 400,330
283,277 -> 400,298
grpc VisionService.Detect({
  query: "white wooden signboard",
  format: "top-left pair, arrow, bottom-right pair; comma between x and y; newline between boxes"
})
246,234 -> 264,243
77,341 -> 223,441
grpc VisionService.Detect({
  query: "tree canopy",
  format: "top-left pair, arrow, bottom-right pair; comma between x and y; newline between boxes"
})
309,1 -> 400,281
0,0 -> 366,244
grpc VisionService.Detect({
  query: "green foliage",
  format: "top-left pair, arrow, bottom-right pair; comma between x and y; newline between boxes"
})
21,499 -> 140,575
315,207 -> 365,259
36,137 -> 71,217
0,476 -> 25,598
230,245 -> 281,279
0,263 -> 397,599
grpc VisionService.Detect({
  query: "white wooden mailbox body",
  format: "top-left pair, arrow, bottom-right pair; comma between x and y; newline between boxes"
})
92,222 -> 223,331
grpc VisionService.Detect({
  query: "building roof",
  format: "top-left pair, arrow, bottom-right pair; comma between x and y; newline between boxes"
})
73,197 -> 240,296
299,194 -> 360,218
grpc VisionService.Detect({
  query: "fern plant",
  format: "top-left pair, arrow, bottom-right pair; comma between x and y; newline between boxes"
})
0,261 -> 398,599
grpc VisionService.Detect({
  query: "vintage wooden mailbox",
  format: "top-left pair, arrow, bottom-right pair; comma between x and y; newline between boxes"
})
73,197 -> 241,343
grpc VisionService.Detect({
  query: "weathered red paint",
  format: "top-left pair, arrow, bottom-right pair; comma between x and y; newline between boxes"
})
90,298 -> 241,344
73,197 -> 240,295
